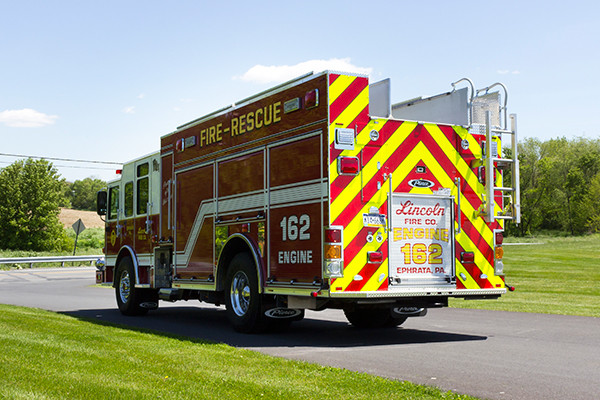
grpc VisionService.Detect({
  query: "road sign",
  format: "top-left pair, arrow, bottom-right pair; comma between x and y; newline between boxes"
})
72,219 -> 86,255
72,219 -> 86,235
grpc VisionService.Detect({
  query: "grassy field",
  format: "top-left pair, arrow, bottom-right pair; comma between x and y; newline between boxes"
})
450,234 -> 600,317
0,304 -> 476,400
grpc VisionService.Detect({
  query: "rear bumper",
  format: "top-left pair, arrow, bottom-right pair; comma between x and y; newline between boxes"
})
328,288 -> 506,298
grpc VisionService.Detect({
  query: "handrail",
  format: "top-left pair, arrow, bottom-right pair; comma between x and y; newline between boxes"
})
0,255 -> 104,268
451,77 -> 475,125
476,82 -> 508,130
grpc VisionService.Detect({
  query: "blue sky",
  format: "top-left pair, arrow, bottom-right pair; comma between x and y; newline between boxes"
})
1,0 -> 598,182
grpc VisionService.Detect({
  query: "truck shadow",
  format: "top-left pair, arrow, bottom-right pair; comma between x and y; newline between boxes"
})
63,305 -> 487,349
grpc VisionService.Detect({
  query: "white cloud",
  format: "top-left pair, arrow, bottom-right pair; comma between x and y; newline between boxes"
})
234,58 -> 373,84
123,106 -> 135,114
0,108 -> 58,128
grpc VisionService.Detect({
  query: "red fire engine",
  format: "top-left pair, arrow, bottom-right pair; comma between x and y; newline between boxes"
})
96,71 -> 520,332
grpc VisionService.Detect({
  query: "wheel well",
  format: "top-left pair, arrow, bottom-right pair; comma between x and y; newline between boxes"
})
113,247 -> 136,288
216,235 -> 262,292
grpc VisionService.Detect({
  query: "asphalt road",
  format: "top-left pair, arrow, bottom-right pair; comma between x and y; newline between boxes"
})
1,267 -> 599,400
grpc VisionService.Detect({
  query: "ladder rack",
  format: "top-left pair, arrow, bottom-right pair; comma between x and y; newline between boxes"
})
484,111 -> 521,224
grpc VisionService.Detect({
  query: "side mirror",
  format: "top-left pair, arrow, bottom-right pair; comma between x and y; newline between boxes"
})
96,190 -> 107,216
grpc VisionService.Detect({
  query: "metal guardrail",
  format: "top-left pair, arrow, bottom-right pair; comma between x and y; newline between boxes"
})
0,255 -> 104,268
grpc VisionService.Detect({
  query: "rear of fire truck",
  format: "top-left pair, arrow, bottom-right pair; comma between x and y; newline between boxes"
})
322,74 -> 519,327
95,71 -> 520,332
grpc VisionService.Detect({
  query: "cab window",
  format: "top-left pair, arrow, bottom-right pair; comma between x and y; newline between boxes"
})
136,163 -> 149,215
124,182 -> 133,217
108,186 -> 119,220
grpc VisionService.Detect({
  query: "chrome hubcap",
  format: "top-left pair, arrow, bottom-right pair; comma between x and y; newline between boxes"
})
230,271 -> 251,317
119,270 -> 131,303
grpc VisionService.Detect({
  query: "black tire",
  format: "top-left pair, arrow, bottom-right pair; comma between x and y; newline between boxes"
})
344,307 -> 407,329
224,253 -> 266,333
115,257 -> 149,316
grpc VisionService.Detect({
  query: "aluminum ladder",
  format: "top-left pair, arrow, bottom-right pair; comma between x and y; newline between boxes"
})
483,108 -> 521,224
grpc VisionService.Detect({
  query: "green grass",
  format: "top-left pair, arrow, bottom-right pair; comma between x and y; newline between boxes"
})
66,226 -> 104,252
450,234 -> 600,317
0,304 -> 476,400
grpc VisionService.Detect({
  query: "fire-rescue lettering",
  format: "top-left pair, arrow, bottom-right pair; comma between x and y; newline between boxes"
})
199,124 -> 223,147
278,250 -> 313,264
197,101 -> 283,148
231,101 -> 281,136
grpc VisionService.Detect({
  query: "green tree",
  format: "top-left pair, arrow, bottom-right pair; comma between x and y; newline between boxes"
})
510,136 -> 600,236
506,138 -> 547,236
583,172 -> 600,232
69,177 -> 106,211
0,159 -> 70,251
59,180 -> 72,208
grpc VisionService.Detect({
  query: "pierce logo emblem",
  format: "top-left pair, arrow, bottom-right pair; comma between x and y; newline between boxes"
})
408,179 -> 435,188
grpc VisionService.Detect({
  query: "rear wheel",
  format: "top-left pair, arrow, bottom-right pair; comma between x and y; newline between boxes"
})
115,257 -> 155,316
344,307 -> 407,328
225,253 -> 266,333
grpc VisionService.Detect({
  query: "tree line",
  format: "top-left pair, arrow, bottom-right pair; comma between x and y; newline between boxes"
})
506,136 -> 600,236
0,159 -> 106,251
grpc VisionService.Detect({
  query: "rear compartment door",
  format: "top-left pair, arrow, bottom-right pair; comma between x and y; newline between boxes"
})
388,193 -> 455,288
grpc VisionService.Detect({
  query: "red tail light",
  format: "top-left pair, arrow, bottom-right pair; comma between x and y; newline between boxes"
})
495,231 -> 504,246
325,228 -> 342,243
338,156 -> 359,175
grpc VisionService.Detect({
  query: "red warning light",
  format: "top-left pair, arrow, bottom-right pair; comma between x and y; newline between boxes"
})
367,251 -> 383,263
461,252 -> 475,263
304,89 -> 319,109
338,156 -> 359,175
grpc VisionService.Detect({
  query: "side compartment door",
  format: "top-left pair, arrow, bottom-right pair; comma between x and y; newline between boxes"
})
268,135 -> 324,286
174,163 -> 215,280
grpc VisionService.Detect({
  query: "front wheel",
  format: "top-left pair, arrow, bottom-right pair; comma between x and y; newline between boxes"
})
115,257 -> 155,316
225,253 -> 266,333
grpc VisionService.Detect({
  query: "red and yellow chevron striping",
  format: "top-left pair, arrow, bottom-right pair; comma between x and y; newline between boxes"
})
327,73 -> 504,294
